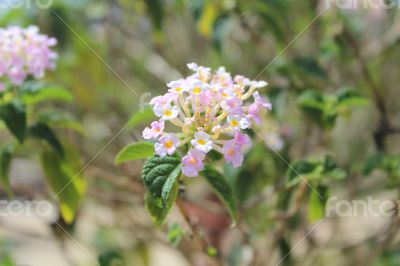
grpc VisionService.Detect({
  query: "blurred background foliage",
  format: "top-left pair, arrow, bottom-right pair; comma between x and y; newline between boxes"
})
1,0 -> 400,265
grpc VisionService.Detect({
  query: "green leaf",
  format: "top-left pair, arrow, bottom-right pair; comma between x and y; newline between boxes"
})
197,2 -> 218,38
144,0 -> 164,31
142,155 -> 181,204
115,142 -> 154,164
287,156 -> 347,188
336,88 -> 370,107
30,123 -> 64,156
287,159 -> 322,187
201,166 -> 238,226
308,186 -> 328,222
297,90 -> 325,110
208,149 -> 223,161
297,90 -> 337,129
0,144 -> 14,196
167,223 -> 186,247
293,57 -> 327,79
364,153 -> 385,176
40,149 -> 86,224
127,106 -> 156,129
20,82 -> 73,105
145,193 -> 172,227
37,111 -> 85,134
278,238 -> 292,265
0,99 -> 27,143
98,251 -> 125,266
142,155 -> 182,226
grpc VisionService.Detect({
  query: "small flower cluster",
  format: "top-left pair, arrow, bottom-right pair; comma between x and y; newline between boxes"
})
143,63 -> 271,177
0,25 -> 57,91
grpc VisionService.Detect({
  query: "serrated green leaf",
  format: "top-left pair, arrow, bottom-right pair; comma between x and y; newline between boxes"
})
115,142 -> 154,164
30,123 -> 64,156
201,166 -> 237,226
0,99 -> 26,143
142,155 -> 181,203
40,149 -> 86,224
128,106 -> 156,129
142,155 -> 182,226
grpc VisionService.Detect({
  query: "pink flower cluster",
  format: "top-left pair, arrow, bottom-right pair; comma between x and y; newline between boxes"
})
0,25 -> 57,91
143,63 -> 271,177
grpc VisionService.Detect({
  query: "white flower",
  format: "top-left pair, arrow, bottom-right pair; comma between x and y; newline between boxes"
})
167,79 -> 187,94
227,115 -> 250,130
191,132 -> 213,153
155,134 -> 180,157
154,104 -> 179,120
189,80 -> 207,95
187,62 -> 198,71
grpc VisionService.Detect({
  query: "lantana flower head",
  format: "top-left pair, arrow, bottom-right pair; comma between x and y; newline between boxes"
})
0,25 -> 57,89
143,63 -> 271,177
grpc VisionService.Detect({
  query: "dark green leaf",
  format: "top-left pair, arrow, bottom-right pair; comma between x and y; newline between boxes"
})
298,90 -> 337,129
0,99 -> 27,143
145,0 -> 163,31
208,149 -> 223,161
30,123 -> 64,156
115,142 -> 154,164
201,166 -> 238,226
0,144 -> 14,196
142,155 -> 182,226
98,251 -> 125,266
287,160 -> 321,181
278,238 -> 292,266
293,57 -> 327,79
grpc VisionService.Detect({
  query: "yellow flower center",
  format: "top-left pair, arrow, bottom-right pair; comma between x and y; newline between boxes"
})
193,87 -> 202,94
198,138 -> 207,145
175,87 -> 183,92
228,149 -> 235,156
164,140 -> 174,149
164,109 -> 172,117
230,120 -> 239,127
